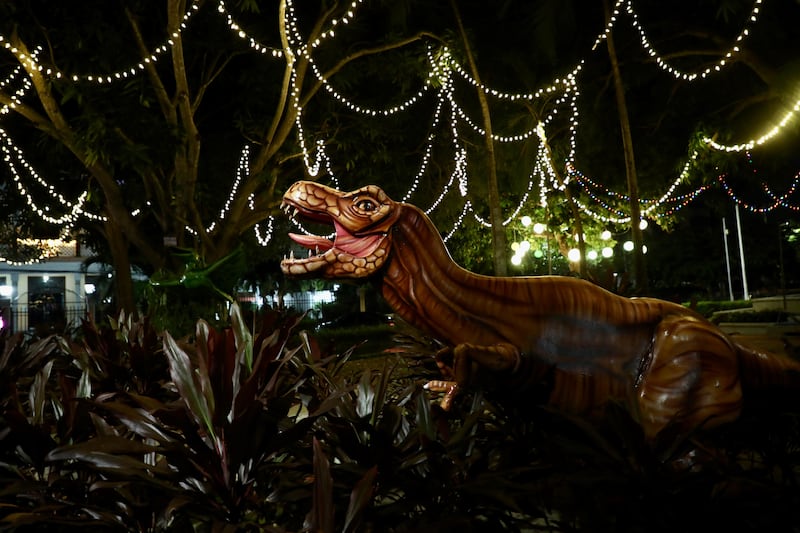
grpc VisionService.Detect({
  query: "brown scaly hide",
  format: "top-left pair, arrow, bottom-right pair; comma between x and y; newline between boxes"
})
281,180 -> 800,441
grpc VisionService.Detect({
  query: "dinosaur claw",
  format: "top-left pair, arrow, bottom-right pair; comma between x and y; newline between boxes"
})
424,380 -> 459,411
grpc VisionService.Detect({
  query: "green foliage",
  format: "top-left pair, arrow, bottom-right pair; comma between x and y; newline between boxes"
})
711,309 -> 799,324
692,299 -> 754,318
314,323 -> 398,360
2,307 -> 800,531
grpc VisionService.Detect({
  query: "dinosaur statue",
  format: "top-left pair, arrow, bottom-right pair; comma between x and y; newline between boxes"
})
280,180 -> 800,441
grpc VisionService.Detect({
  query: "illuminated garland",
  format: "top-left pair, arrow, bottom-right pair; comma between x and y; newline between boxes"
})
0,0 -> 793,252
701,94 -> 800,152
0,126 -> 90,225
625,0 -> 762,81
717,172 -> 800,212
216,0 -> 284,57
0,2 -> 201,83
715,152 -> 800,212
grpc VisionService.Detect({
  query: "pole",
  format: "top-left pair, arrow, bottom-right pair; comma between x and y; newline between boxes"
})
779,223 -> 787,310
734,204 -> 749,300
722,218 -> 734,301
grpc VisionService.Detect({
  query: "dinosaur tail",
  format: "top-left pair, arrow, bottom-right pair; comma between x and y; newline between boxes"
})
737,339 -> 800,410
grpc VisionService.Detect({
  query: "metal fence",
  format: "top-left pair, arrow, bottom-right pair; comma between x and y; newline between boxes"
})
1,291 -> 331,335
4,303 -> 87,336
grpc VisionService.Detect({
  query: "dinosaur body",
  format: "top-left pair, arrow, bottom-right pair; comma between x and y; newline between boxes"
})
280,180 -> 800,440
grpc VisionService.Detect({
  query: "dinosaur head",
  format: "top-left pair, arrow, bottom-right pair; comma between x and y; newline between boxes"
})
280,181 -> 400,279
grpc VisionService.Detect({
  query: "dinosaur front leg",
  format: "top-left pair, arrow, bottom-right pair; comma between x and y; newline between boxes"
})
425,342 -> 520,410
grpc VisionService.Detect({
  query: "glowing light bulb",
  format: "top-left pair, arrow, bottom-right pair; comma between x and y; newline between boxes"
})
568,248 -> 581,262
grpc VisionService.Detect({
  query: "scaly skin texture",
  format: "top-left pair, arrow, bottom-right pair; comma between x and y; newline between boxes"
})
280,180 -> 800,441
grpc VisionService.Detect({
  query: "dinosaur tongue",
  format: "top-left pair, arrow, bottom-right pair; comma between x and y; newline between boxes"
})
333,221 -> 383,257
288,220 -> 382,258
288,232 -> 333,252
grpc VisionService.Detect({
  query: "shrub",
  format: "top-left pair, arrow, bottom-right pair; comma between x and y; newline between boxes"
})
2,307 -> 800,531
691,300 -> 753,318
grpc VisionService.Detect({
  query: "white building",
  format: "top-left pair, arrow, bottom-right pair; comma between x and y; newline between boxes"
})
0,239 -> 106,335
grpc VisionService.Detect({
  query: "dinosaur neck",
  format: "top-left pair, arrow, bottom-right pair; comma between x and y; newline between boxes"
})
380,204 -> 493,343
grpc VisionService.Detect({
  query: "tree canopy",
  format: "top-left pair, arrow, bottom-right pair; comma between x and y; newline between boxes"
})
1,0 -> 799,310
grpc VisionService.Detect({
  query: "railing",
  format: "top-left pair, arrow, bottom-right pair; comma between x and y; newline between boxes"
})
2,291 -> 330,335
4,303 -> 88,336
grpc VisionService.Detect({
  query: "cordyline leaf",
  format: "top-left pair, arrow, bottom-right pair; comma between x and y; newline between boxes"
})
228,339 -> 246,423
0,331 -> 24,371
48,449 -> 171,481
416,389 -> 436,441
194,319 -> 212,374
46,435 -> 160,460
163,330 -> 216,440
98,401 -> 177,443
309,437 -> 334,533
76,367 -> 92,399
21,336 -> 60,371
356,371 -> 375,419
0,510 -> 112,529
230,302 -> 253,371
30,359 -> 54,426
343,466 -> 378,533
192,325 -> 216,424
370,358 -> 397,426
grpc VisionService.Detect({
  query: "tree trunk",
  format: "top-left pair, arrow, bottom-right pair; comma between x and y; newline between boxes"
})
104,220 -> 136,313
604,0 -> 648,293
451,0 -> 508,276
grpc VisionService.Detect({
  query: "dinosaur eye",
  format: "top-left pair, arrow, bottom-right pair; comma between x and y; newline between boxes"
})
356,198 -> 377,211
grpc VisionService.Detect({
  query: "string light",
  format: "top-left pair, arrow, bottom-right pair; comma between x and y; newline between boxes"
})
626,0 -> 762,81
0,127 -> 91,225
718,172 -> 800,212
217,0 -> 284,57
0,2 -> 201,84
0,0 -> 794,254
205,145 -> 251,234
715,151 -> 800,212
702,93 -> 800,152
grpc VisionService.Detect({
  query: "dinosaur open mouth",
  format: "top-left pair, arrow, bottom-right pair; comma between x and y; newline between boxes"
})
282,203 -> 385,261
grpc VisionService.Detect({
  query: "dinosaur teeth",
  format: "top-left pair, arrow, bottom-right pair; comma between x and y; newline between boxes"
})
281,203 -> 297,219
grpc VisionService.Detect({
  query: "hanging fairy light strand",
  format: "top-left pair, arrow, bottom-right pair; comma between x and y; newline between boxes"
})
626,0 -> 762,81
714,151 -> 800,212
0,127 -> 90,225
717,172 -> 800,212
0,0 -> 791,250
0,2 -> 201,84
216,0 -> 283,57
204,145 -> 251,234
702,93 -> 800,152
